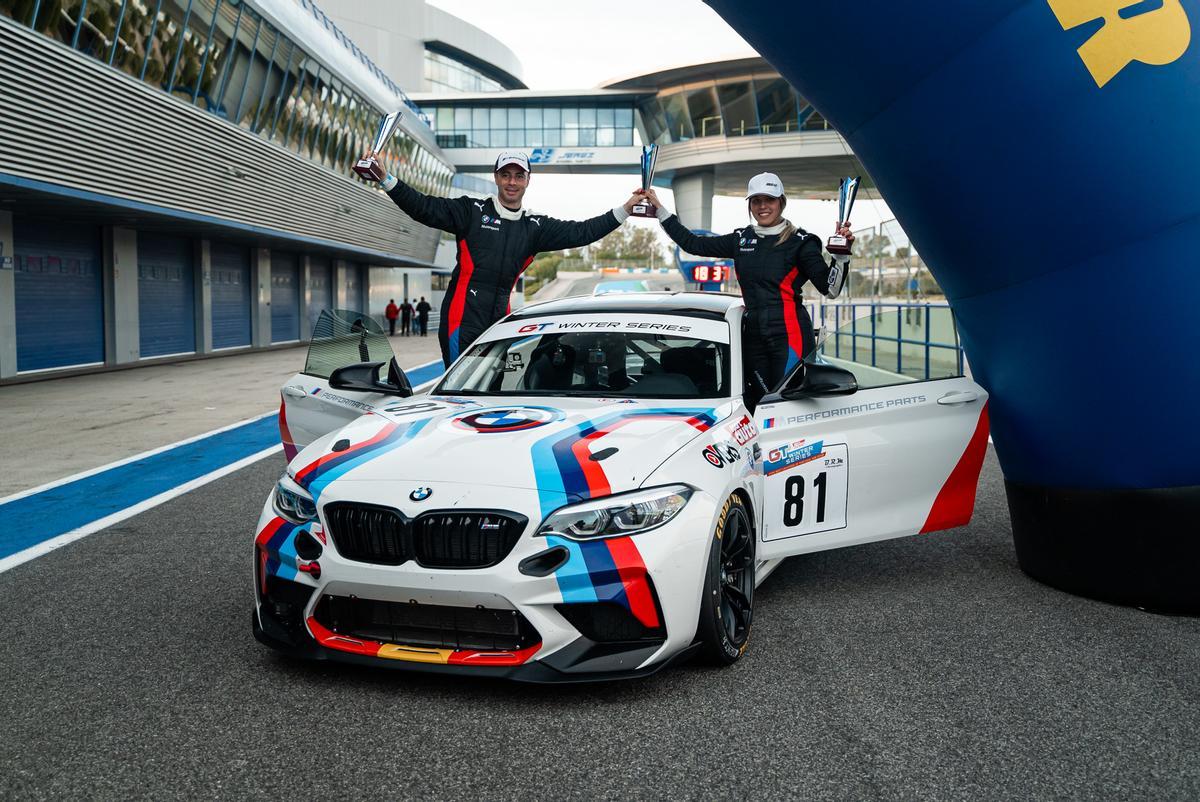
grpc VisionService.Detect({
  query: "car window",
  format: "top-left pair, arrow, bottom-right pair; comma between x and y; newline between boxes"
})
813,306 -> 963,389
303,309 -> 393,379
436,331 -> 731,398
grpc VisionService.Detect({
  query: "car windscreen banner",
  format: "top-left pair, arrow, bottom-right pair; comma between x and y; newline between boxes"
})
483,314 -> 730,344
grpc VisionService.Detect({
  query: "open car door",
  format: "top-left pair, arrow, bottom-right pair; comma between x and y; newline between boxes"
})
754,306 -> 990,560
278,309 -> 408,460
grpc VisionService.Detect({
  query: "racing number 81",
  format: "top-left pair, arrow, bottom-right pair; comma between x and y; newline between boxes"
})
783,472 -> 827,527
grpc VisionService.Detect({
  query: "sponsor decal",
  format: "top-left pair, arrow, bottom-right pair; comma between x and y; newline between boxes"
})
320,390 -> 375,412
516,320 -> 693,334
702,443 -> 742,468
783,394 -> 927,425
530,148 -> 598,165
727,415 -> 758,446
763,417 -> 776,429
764,439 -> 826,476
453,406 -> 564,433
409,487 -> 432,502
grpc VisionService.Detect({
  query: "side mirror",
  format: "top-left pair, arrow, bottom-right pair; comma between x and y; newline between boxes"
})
329,357 -> 413,397
759,362 -> 858,405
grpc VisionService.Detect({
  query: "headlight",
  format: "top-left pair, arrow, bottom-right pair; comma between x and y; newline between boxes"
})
537,485 -> 692,540
273,478 -> 317,524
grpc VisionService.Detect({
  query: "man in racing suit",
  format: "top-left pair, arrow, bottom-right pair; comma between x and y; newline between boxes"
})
641,175 -> 850,406
370,151 -> 640,366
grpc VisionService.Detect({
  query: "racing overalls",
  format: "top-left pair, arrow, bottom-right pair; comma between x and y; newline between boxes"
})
386,180 -> 623,366
661,215 -> 847,398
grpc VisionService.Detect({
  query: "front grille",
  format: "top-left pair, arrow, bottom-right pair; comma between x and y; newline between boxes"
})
323,503 -> 527,568
413,512 -> 526,568
556,602 -> 666,643
314,595 -> 540,651
324,502 -> 407,565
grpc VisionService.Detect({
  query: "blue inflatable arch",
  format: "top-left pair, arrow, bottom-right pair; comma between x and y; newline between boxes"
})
705,0 -> 1199,612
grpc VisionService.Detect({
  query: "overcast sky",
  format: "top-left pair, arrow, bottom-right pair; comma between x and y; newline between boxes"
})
428,0 -> 894,245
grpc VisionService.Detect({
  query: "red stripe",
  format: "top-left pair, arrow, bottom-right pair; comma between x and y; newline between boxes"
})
307,617 -> 381,657
571,431 -> 612,497
508,255 -> 534,315
605,537 -> 660,628
255,516 -> 287,548
448,240 -> 476,336
277,395 -> 297,462
293,420 -> 397,484
920,402 -> 991,533
778,267 -> 804,361
447,644 -> 541,666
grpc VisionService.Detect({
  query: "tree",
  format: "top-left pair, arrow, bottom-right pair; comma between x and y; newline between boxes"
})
585,226 -> 670,267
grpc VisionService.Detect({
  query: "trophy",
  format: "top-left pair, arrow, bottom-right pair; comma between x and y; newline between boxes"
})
353,110 -> 404,181
629,144 -> 659,218
826,176 -> 860,255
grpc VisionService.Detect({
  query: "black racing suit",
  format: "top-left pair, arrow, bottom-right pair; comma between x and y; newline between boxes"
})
386,180 -> 621,366
661,215 -> 846,400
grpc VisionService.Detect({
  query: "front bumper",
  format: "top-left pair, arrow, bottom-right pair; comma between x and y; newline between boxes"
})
252,481 -> 717,682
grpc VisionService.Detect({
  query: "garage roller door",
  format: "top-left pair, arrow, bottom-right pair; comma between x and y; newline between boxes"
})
307,256 -> 332,333
210,242 -> 251,349
138,233 -> 195,358
13,218 -> 103,372
270,252 -> 300,343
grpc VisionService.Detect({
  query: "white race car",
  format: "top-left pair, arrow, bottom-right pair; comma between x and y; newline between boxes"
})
255,294 -> 989,681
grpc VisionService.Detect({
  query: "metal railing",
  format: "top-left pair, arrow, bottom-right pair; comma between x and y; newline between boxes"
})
806,302 -> 965,381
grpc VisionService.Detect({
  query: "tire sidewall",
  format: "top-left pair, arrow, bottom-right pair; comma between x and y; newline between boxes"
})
699,494 -> 753,664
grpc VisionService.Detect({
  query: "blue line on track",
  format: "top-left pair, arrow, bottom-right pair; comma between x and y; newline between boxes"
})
0,361 -> 444,562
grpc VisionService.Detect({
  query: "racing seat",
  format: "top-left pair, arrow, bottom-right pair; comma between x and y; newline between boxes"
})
523,343 -> 577,391
661,345 -> 718,396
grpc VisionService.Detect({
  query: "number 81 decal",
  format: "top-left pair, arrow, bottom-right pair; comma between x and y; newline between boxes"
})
764,443 -> 849,540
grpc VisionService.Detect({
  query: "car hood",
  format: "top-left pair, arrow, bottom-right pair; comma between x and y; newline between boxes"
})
288,395 -> 733,502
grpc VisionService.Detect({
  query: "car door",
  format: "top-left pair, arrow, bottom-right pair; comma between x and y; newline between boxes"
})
278,310 -> 402,458
754,305 -> 990,560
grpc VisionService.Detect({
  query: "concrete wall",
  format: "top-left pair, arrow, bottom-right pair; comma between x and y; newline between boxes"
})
0,211 -> 14,379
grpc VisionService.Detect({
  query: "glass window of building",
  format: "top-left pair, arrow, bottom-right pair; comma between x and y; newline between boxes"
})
579,106 -> 596,127
544,107 -> 561,129
199,2 -> 244,113
755,77 -> 798,134
424,50 -> 504,93
687,86 -> 722,137
637,97 -> 668,144
661,92 -> 693,141
717,80 -> 758,136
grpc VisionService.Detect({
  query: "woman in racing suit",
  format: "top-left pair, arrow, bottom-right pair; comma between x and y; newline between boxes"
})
641,173 -> 851,405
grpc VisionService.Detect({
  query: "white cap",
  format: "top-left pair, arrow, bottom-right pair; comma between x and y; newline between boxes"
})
494,151 -> 531,173
746,172 -> 785,199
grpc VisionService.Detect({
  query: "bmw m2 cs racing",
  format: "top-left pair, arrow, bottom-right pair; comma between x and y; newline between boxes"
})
255,294 -> 989,681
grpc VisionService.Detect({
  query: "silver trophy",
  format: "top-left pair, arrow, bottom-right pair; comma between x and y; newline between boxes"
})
826,176 -> 860,255
629,144 -> 659,218
354,110 -> 404,181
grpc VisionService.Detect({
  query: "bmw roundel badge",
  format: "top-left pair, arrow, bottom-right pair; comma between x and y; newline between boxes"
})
409,487 -> 433,502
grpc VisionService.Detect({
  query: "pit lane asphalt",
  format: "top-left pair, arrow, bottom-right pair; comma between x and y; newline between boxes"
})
1,449 -> 1197,801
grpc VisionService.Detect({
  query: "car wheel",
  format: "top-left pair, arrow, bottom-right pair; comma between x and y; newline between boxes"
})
695,493 -> 755,666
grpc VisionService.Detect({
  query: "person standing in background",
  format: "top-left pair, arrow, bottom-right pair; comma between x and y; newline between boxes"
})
384,299 -> 399,336
416,297 -> 431,337
400,298 -> 413,336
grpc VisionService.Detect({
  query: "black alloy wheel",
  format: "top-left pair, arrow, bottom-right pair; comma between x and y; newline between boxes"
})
695,493 -> 755,665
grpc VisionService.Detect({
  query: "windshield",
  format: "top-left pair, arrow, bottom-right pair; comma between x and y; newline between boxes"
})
435,331 -> 731,398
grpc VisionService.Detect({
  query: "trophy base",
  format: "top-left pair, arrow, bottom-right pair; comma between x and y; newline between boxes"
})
353,158 -> 385,182
630,201 -> 658,218
826,235 -> 852,255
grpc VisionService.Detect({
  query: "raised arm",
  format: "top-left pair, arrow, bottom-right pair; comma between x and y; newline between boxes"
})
645,188 -> 739,258
383,174 -> 472,235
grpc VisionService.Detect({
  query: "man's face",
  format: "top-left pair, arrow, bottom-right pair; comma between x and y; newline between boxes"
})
494,165 -> 529,207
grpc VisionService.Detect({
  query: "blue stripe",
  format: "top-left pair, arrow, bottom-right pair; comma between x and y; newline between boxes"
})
0,415 -> 280,561
0,361 -> 445,563
547,535 -> 599,603
578,539 -> 629,610
307,418 -> 431,500
406,360 -> 443,388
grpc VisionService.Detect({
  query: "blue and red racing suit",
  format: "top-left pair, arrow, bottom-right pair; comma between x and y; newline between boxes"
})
386,180 -> 622,366
660,215 -> 847,397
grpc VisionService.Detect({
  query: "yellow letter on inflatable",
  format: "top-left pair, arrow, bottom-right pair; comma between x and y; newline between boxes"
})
1047,0 -> 1191,87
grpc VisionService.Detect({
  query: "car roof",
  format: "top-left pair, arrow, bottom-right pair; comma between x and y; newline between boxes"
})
509,291 -> 743,321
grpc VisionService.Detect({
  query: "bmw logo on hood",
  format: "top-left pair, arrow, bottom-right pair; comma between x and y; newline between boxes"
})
409,487 -> 433,502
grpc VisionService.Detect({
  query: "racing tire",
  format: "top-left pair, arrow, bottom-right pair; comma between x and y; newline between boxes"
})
695,493 -> 755,666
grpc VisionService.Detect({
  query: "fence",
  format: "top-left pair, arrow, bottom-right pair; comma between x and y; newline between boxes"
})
806,301 -> 965,382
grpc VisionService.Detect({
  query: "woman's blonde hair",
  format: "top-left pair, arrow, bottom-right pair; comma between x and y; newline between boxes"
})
747,196 -> 796,244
